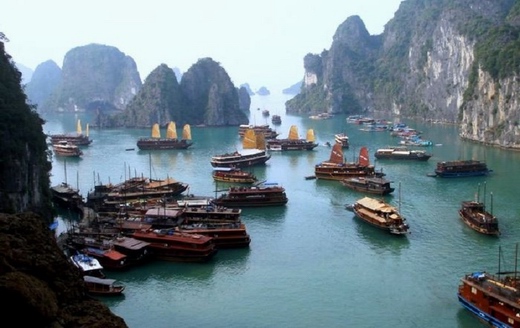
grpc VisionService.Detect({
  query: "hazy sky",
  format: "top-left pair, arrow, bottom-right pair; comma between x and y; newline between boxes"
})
2,0 -> 403,92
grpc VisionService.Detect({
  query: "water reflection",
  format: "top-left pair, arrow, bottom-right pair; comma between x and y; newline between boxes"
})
353,215 -> 411,254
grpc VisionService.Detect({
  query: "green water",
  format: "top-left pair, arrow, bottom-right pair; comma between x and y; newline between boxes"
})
46,94 -> 520,328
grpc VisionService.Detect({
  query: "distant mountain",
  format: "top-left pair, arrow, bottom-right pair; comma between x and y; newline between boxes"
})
240,83 -> 255,96
256,86 -> 270,96
282,80 -> 302,95
41,43 -> 142,113
24,60 -> 62,110
15,63 -> 33,84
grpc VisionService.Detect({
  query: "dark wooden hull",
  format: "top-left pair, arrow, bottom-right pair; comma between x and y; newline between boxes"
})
459,201 -> 500,235
212,186 -> 288,207
340,177 -> 394,195
374,153 -> 431,161
210,152 -> 271,168
137,139 -> 193,150
315,165 -> 379,181
433,160 -> 491,177
266,140 -> 318,151
50,135 -> 92,146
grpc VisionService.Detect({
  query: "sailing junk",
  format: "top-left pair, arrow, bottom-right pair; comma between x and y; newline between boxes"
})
137,122 -> 193,150
49,119 -> 92,146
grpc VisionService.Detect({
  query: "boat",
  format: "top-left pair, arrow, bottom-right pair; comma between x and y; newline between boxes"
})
351,195 -> 410,235
340,176 -> 395,195
79,247 -> 131,271
83,275 -> 125,296
374,147 -> 431,161
262,109 -> 270,117
49,119 -> 92,146
238,124 -> 278,139
136,122 -> 193,150
458,182 -> 500,236
334,133 -> 349,148
130,228 -> 218,262
458,244 -> 520,327
212,182 -> 288,207
212,167 -> 257,184
314,143 -> 382,181
52,140 -> 83,157
211,128 -> 271,168
346,115 -> 364,123
70,254 -> 106,278
430,160 -> 492,178
50,161 -> 83,212
266,125 -> 318,151
309,113 -> 333,120
271,115 -> 282,125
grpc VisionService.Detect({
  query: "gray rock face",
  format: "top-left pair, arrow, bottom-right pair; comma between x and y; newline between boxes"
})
41,43 -> 142,113
24,60 -> 62,110
288,0 -> 520,148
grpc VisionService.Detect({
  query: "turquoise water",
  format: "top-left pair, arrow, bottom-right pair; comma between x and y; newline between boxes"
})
46,94 -> 520,328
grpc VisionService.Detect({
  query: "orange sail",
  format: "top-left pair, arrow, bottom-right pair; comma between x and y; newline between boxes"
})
76,119 -> 82,135
288,125 -> 299,140
151,123 -> 161,138
182,124 -> 192,140
166,121 -> 177,139
328,143 -> 345,164
306,129 -> 315,142
358,146 -> 370,166
256,132 -> 266,150
243,129 -> 257,149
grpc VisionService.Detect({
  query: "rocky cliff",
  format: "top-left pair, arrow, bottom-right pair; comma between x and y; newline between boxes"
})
24,60 -> 62,110
38,43 -> 141,113
180,57 -> 248,126
288,0 -> 520,149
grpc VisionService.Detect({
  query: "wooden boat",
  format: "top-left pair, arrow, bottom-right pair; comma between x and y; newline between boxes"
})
430,160 -> 491,178
51,181 -> 83,212
459,182 -> 499,236
238,124 -> 278,139
80,247 -> 131,271
351,195 -> 409,235
266,125 -> 318,151
212,167 -> 257,184
130,228 -> 218,262
340,176 -> 395,195
52,140 -> 83,157
314,144 -> 381,181
49,119 -> 92,146
334,133 -> 349,148
212,182 -> 288,207
70,254 -> 106,278
374,147 -> 431,161
211,128 -> 271,168
262,109 -> 270,117
458,244 -> 520,327
137,122 -> 193,150
271,115 -> 282,125
83,275 -> 125,296
102,176 -> 189,209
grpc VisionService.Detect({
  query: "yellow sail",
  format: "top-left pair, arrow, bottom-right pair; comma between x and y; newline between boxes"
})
151,123 -> 161,138
306,129 -> 315,142
86,123 -> 89,137
256,132 -> 266,150
76,119 -> 82,134
243,129 -> 257,149
182,124 -> 192,140
288,125 -> 299,140
166,121 -> 177,139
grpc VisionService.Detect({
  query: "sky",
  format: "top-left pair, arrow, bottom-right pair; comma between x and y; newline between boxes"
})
2,0 -> 403,92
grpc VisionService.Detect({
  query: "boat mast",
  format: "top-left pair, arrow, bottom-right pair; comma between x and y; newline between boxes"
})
515,243 -> 518,281
483,181 -> 487,208
64,159 -> 68,185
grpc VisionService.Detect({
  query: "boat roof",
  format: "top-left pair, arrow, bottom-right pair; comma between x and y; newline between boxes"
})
83,275 -> 118,286
112,237 -> 151,249
145,207 -> 183,218
356,197 -> 396,213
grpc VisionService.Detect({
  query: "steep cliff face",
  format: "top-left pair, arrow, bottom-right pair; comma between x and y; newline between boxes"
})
289,0 -> 520,148
105,64 -> 186,128
0,213 -> 127,327
180,58 -> 248,126
238,86 -> 251,112
0,42 -> 53,219
24,60 -> 62,110
41,43 -> 141,113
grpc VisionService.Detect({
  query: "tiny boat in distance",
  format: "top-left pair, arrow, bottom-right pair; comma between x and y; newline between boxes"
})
137,122 -> 193,150
374,147 -> 431,161
458,182 -> 499,236
334,133 -> 349,148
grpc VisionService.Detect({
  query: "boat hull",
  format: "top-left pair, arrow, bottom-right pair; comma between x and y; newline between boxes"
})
340,178 -> 394,195
137,139 -> 193,150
